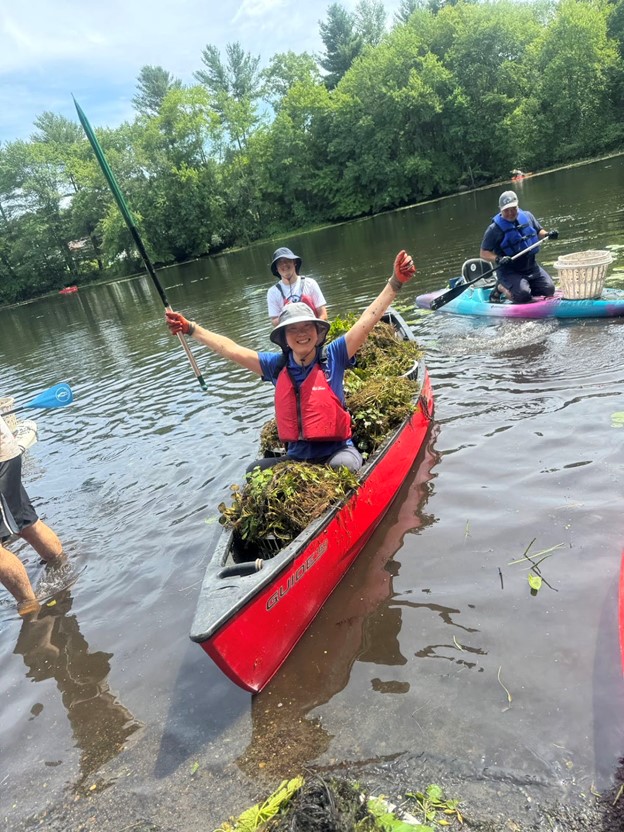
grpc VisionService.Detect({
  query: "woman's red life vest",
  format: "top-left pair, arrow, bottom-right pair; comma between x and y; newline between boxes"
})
276,277 -> 318,316
275,361 -> 352,443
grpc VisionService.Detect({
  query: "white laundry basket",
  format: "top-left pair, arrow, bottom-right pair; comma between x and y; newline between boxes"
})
553,250 -> 613,300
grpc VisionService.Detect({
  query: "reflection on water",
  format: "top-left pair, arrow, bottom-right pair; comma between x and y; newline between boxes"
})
14,590 -> 142,792
237,434 -> 439,777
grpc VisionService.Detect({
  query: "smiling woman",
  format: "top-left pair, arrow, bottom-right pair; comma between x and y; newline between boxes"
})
165,249 -> 416,474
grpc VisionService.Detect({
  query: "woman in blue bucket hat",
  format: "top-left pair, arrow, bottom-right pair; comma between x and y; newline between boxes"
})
267,247 -> 328,327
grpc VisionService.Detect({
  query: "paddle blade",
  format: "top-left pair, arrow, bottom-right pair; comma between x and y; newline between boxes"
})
26,383 -> 73,410
430,282 -> 471,310
73,97 -> 136,231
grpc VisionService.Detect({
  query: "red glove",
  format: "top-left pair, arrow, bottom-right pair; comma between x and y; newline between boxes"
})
165,310 -> 194,335
394,250 -> 416,283
388,250 -> 416,291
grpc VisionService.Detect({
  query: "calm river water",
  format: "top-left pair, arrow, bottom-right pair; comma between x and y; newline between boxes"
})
2,156 -> 624,830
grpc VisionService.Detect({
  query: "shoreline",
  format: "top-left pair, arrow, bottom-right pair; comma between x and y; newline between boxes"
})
2,149 -> 623,313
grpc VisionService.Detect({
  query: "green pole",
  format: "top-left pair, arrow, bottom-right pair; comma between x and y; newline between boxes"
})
73,97 -> 207,391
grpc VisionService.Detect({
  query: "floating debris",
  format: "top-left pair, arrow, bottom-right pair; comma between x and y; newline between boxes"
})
214,775 -> 462,831
508,539 -> 564,595
497,666 -> 513,706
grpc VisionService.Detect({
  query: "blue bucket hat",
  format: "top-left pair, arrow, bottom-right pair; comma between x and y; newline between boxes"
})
270,247 -> 302,277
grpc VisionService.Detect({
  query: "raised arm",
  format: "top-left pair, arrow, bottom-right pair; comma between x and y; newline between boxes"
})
344,251 -> 415,359
165,311 -> 262,376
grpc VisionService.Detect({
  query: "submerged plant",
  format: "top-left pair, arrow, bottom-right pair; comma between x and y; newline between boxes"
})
259,417 -> 281,456
346,373 -> 417,457
214,776 -> 304,831
405,783 -> 464,826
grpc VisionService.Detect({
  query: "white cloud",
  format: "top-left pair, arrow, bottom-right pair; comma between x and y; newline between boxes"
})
234,0 -> 289,22
0,0 -> 401,141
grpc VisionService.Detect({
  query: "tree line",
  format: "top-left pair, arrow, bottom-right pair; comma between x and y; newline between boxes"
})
1,0 -> 624,304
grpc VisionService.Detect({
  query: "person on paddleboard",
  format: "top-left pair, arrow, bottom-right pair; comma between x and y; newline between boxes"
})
0,413 -> 65,616
166,250 -> 416,474
267,247 -> 328,327
480,190 -> 558,304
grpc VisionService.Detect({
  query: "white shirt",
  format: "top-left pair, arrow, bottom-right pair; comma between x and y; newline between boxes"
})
0,415 -> 20,462
266,276 -> 327,320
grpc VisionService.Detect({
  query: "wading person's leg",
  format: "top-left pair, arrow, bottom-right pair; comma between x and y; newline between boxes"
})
0,543 -> 39,615
19,520 -> 63,563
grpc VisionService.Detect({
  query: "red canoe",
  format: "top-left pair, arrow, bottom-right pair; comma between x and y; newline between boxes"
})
59,286 -> 79,295
190,309 -> 434,693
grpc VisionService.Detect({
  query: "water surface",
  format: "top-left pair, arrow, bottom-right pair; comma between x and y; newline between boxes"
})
2,156 -> 624,828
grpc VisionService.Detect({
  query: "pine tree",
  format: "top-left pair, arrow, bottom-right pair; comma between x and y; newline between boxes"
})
132,66 -> 182,117
319,3 -> 364,89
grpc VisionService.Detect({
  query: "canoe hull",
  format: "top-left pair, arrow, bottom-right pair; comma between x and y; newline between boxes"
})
193,372 -> 432,693
191,309 -> 433,694
416,286 -> 624,319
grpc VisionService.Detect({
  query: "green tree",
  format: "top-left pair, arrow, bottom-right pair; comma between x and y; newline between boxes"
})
0,139 -> 78,299
511,0 -> 620,165
427,1 -> 541,180
194,42 -> 262,149
261,51 -> 321,112
132,65 -> 183,117
135,86 -> 228,260
319,3 -> 364,88
0,142 -> 22,294
355,0 -> 387,46
394,0 -> 422,25
248,78 -> 334,230
31,112 -> 108,272
315,23 -> 457,217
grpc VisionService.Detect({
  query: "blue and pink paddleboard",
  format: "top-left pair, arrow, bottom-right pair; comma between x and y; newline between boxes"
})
416,286 -> 624,319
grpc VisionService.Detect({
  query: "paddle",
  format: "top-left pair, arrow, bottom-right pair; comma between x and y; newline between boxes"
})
3,383 -> 74,416
429,236 -> 547,310
73,97 -> 208,392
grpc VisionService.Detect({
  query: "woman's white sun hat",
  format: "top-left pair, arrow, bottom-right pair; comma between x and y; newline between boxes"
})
269,302 -> 330,351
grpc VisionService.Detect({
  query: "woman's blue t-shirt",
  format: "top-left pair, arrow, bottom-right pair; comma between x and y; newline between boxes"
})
258,335 -> 353,461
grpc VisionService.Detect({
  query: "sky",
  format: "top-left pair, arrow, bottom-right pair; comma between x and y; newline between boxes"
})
0,0 -> 402,143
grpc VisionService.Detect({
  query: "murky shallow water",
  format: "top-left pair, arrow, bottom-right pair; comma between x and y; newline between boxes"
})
2,158 -> 624,829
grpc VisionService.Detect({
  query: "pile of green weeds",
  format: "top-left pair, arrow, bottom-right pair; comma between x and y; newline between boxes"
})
222,317 -> 423,553
218,462 -> 360,555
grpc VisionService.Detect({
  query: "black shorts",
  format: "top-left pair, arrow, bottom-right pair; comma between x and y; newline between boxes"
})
0,455 -> 38,542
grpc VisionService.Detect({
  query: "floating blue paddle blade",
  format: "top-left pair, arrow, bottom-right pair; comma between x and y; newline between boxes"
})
25,383 -> 73,410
